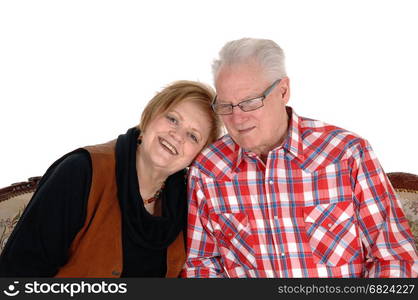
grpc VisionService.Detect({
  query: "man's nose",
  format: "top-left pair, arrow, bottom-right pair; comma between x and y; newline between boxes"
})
230,107 -> 249,125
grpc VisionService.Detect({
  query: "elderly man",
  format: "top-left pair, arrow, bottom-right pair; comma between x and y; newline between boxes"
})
182,38 -> 418,278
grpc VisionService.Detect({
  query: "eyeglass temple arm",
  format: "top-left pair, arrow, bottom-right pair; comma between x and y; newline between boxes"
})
211,95 -> 218,106
263,79 -> 281,97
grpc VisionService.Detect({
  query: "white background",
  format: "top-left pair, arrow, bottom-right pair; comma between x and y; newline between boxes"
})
1,0 -> 417,187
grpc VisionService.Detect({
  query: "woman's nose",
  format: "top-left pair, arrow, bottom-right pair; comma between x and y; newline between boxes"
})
169,129 -> 185,143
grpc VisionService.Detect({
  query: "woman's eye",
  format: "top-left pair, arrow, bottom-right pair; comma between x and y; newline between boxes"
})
188,133 -> 199,143
166,115 -> 177,124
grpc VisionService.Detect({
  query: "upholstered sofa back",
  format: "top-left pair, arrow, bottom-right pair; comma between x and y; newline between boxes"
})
0,177 -> 41,251
1,173 -> 418,254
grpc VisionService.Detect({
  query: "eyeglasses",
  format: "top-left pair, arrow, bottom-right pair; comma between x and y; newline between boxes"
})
211,79 -> 281,115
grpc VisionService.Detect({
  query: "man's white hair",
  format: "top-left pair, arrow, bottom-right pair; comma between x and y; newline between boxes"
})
212,38 -> 287,82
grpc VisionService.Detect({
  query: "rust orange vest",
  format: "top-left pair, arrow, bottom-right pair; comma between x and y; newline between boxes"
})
55,140 -> 185,277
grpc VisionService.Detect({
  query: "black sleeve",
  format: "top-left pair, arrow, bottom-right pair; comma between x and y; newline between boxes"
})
0,150 -> 92,277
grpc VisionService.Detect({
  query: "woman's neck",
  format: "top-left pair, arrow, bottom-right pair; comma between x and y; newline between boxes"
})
135,149 -> 168,201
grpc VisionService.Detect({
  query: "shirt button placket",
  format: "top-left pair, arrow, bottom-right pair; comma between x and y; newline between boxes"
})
266,175 -> 283,277
273,150 -> 287,277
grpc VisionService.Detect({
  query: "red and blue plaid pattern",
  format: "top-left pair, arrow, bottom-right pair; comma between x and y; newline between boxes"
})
181,107 -> 418,278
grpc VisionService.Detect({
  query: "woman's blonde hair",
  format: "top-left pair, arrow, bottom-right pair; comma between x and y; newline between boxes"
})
139,80 -> 222,147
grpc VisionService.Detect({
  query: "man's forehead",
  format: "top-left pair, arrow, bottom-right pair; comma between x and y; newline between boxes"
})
216,63 -> 263,82
215,63 -> 269,100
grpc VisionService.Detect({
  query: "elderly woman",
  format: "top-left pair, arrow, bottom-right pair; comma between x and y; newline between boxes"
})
0,80 -> 221,277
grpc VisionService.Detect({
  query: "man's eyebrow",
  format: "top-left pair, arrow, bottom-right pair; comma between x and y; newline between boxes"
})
217,93 -> 262,104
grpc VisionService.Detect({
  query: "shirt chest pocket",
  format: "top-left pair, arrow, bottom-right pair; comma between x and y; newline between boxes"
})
211,213 -> 257,270
303,201 -> 361,267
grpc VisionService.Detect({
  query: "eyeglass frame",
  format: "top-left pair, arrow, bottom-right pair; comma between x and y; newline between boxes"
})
211,79 -> 282,115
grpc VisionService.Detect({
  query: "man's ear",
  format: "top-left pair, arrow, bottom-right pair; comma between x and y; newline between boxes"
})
279,77 -> 290,104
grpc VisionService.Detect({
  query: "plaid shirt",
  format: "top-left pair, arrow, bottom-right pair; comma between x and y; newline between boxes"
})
181,107 -> 418,278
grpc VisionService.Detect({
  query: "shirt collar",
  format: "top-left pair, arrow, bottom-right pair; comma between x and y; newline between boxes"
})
232,106 -> 305,171
282,106 -> 305,161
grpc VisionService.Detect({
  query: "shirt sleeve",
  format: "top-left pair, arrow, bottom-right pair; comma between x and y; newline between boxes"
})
181,168 -> 226,278
351,140 -> 418,277
0,150 -> 91,277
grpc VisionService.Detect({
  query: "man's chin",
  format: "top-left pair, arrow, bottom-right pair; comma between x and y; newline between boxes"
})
236,140 -> 257,152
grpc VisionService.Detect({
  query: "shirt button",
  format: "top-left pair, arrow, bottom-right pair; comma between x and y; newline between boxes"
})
327,223 -> 332,228
280,253 -> 286,257
227,233 -> 233,237
269,180 -> 274,185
